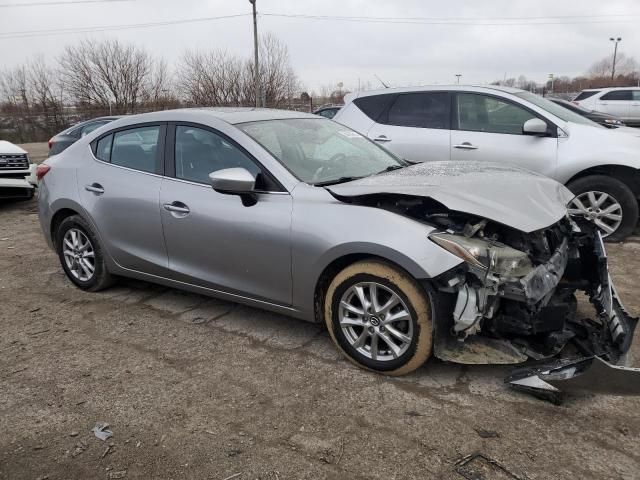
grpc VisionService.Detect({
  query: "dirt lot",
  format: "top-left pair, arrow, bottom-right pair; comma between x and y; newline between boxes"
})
2,161 -> 640,479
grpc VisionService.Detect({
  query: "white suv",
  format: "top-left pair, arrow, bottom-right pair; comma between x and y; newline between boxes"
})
334,85 -> 640,241
573,87 -> 640,126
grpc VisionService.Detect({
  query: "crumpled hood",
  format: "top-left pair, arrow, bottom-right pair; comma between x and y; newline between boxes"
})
328,161 -> 574,232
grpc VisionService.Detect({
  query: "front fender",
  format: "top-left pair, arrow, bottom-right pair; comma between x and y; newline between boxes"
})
290,187 -> 463,320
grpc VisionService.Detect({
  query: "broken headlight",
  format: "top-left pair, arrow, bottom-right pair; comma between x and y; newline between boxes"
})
430,233 -> 534,278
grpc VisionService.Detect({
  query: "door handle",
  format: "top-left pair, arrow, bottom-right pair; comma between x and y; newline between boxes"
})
373,135 -> 392,143
84,183 -> 104,194
453,142 -> 478,150
163,202 -> 190,215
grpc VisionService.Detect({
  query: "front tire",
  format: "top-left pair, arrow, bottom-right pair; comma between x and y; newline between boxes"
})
324,259 -> 433,376
55,215 -> 114,291
567,175 -> 638,242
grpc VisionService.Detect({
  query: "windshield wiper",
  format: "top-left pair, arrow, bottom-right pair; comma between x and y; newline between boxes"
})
376,164 -> 406,175
314,176 -> 364,187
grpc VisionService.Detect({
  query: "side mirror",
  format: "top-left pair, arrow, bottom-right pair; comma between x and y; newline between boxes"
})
523,118 -> 549,136
209,167 -> 258,206
209,167 -> 256,193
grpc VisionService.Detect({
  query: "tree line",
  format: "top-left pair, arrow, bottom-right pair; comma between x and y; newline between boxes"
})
0,34 -> 300,142
493,53 -> 640,96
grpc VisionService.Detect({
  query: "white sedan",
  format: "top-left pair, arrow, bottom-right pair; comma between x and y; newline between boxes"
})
0,141 -> 37,200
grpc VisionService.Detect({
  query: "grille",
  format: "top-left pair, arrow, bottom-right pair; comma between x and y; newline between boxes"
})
0,154 -> 29,170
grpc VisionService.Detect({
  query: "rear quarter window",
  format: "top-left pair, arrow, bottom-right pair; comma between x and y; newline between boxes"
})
574,91 -> 601,101
94,134 -> 113,162
353,94 -> 397,122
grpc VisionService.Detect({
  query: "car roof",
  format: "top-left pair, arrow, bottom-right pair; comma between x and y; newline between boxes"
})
344,84 -> 526,102
580,87 -> 640,92
103,107 -> 319,128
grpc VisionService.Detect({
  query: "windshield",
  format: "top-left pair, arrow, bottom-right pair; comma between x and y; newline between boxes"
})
515,92 -> 603,128
237,118 -> 406,185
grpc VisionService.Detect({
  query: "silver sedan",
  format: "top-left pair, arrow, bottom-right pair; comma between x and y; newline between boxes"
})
37,108 -> 636,376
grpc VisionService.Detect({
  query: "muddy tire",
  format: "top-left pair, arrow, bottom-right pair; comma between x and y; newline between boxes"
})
567,175 -> 638,242
324,259 -> 433,376
56,214 -> 114,292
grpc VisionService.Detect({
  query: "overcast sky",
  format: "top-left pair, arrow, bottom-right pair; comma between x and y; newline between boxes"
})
1,0 -> 639,93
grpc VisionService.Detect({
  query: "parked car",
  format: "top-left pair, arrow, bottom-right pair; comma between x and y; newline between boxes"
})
48,116 -> 120,156
549,97 -> 625,128
37,108 -> 636,379
572,87 -> 640,126
313,105 -> 342,119
334,85 -> 640,241
0,140 -> 37,200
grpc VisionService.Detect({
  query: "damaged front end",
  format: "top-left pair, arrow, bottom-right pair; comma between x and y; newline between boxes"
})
425,211 -> 638,401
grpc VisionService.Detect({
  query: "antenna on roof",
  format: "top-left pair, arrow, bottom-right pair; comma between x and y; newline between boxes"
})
374,74 -> 389,89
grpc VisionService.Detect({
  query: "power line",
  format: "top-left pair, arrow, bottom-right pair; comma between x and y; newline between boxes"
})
261,12 -> 640,26
1,10 -> 639,41
0,0 -> 129,7
0,13 -> 250,39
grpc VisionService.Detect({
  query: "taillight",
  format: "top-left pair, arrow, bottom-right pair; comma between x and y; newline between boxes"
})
36,164 -> 51,181
48,138 -> 53,150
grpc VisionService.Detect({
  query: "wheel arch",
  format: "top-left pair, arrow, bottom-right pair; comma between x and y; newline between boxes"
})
566,165 -> 640,198
312,253 -> 430,324
50,207 -> 82,249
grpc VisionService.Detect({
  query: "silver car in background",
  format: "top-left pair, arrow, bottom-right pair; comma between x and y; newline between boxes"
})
37,108 -> 636,380
334,85 -> 640,241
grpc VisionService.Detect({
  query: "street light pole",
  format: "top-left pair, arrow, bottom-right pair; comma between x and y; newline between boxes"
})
249,0 -> 260,108
610,37 -> 622,80
455,74 -> 462,84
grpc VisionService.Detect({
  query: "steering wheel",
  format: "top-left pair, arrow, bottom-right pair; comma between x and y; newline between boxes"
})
311,153 -> 347,183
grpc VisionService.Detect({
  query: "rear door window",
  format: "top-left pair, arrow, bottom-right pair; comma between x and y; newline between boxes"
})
454,93 -> 537,135
385,92 -> 450,129
110,126 -> 161,174
600,90 -> 633,101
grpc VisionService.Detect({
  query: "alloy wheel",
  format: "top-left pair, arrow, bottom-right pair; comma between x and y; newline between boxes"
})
62,228 -> 95,281
568,191 -> 623,237
338,282 -> 414,361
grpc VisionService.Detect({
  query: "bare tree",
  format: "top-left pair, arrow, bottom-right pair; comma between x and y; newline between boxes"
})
178,50 -> 246,106
178,33 -> 298,108
0,57 -> 65,141
588,53 -> 639,79
58,38 -> 169,113
254,33 -> 299,107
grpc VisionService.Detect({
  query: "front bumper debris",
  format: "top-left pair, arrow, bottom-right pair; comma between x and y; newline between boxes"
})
507,356 -> 640,405
506,240 -> 639,404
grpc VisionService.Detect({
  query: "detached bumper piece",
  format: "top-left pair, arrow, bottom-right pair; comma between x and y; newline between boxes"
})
507,356 -> 640,405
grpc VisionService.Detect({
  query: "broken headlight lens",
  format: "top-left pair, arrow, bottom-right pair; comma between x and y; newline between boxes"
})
430,233 -> 534,278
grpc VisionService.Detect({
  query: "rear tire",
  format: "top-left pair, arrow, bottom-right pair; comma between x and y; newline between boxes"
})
567,175 -> 638,242
55,215 -> 114,291
324,259 -> 433,376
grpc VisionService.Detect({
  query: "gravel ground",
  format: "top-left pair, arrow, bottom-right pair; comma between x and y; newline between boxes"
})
2,150 -> 640,479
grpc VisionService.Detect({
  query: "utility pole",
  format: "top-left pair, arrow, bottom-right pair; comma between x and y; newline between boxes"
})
249,0 -> 260,107
548,74 -> 554,94
610,37 -> 622,81
455,74 -> 462,84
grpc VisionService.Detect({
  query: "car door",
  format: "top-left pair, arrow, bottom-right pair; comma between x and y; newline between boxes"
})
631,91 -> 640,123
366,91 -> 451,163
159,123 -> 292,305
450,93 -> 558,177
79,123 -> 169,276
595,90 -> 632,119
